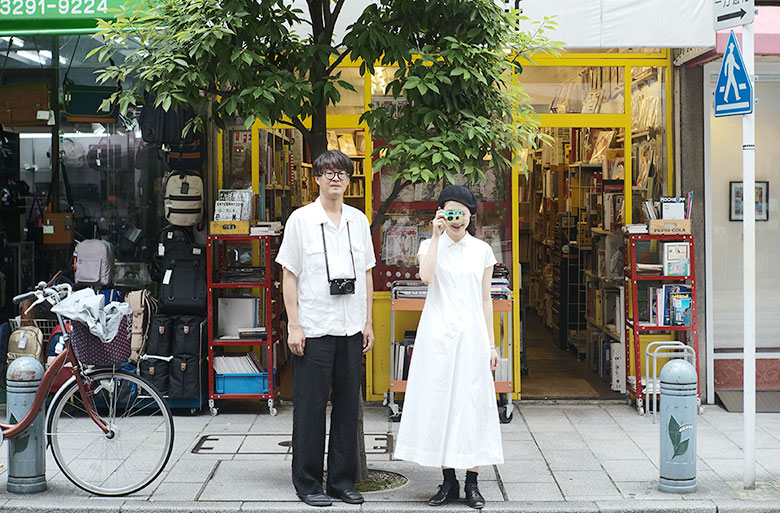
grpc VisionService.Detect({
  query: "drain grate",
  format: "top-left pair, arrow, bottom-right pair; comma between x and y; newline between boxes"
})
192,433 -> 392,455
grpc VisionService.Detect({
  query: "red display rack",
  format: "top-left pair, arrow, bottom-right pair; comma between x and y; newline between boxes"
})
206,234 -> 281,416
623,233 -> 699,415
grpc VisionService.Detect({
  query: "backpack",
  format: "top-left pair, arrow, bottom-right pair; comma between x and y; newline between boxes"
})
166,138 -> 203,171
151,225 -> 193,282
164,171 -> 204,227
159,245 -> 207,315
139,91 -> 198,146
74,239 -> 113,286
126,289 -> 158,363
8,326 -> 44,365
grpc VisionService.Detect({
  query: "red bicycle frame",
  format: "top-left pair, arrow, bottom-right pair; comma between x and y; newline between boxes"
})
0,339 -> 110,439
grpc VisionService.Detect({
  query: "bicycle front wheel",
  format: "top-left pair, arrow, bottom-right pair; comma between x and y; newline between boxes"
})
47,369 -> 175,496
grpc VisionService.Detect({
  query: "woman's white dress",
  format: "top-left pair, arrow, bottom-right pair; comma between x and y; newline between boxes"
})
394,232 -> 504,468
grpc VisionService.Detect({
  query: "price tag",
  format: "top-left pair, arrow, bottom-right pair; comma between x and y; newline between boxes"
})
158,243 -> 165,257
163,270 -> 172,285
43,225 -> 54,235
18,333 -> 27,350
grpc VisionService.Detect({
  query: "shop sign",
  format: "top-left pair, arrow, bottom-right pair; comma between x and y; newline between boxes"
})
0,0 -> 130,35
714,30 -> 753,118
713,0 -> 754,31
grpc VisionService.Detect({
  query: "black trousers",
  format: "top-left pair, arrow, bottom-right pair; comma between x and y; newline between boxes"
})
292,333 -> 362,496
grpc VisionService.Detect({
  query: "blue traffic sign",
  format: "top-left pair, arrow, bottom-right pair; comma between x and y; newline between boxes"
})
714,30 -> 753,117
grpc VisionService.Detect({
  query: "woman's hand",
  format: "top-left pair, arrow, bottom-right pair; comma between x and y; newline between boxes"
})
432,209 -> 447,238
490,348 -> 499,371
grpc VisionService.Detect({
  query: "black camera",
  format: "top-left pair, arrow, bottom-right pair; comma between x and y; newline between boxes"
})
329,278 -> 356,295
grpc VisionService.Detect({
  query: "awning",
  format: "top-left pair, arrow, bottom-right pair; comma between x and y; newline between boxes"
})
682,6 -> 780,66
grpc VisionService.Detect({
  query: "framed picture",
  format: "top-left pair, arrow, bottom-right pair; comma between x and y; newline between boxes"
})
730,181 -> 769,221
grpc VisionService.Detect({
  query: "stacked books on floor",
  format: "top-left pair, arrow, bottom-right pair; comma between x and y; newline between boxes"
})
393,331 -> 416,381
212,353 -> 262,374
491,264 -> 511,300
391,280 -> 427,299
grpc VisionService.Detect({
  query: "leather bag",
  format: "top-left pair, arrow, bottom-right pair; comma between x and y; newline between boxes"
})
42,160 -> 75,247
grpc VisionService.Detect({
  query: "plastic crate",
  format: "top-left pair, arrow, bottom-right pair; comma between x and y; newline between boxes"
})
215,370 -> 276,395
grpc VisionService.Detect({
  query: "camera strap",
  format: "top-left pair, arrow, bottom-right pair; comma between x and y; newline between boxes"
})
320,222 -> 357,281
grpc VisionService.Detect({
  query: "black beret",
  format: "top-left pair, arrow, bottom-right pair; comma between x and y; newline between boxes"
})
438,184 -> 478,215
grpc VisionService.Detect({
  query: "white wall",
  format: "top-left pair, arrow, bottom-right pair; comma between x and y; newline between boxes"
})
706,61 -> 780,349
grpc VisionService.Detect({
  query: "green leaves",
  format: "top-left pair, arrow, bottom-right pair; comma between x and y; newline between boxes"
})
668,415 -> 691,459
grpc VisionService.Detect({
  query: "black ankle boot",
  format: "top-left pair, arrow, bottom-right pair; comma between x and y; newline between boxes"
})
464,482 -> 485,509
428,480 -> 459,506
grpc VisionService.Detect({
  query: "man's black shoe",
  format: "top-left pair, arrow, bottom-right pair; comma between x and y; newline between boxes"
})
327,487 -> 364,504
464,482 -> 485,509
297,492 -> 332,507
428,480 -> 459,506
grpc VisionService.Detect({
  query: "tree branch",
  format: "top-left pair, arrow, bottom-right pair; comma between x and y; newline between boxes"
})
370,178 -> 413,234
325,49 -> 350,76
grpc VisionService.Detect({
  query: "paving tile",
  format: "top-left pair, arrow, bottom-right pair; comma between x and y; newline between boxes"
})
553,470 -> 621,498
497,460 -> 555,483
597,499 -> 717,512
586,440 -> 647,460
543,450 -> 602,471
500,440 -> 544,460
123,501 -> 242,512
601,459 -> 659,482
151,482 -> 203,501
163,459 -> 218,483
701,458 -> 774,483
502,481 -> 564,501
533,432 -> 590,452
615,481 -> 686,500
501,430 -> 533,441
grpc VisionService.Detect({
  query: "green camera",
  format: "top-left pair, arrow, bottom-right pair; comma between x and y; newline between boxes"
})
443,210 -> 463,224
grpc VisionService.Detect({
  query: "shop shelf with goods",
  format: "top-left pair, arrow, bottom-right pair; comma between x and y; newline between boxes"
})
623,232 -> 699,415
385,281 -> 517,424
206,233 -> 282,416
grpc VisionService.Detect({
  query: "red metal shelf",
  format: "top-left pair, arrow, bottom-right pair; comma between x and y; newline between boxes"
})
209,283 -> 270,289
629,275 -> 692,281
211,339 -> 271,346
623,232 -> 700,414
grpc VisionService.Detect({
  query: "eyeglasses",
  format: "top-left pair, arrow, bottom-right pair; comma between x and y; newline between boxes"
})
321,169 -> 350,181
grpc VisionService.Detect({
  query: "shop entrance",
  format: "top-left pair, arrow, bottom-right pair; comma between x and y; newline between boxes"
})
514,58 -> 670,400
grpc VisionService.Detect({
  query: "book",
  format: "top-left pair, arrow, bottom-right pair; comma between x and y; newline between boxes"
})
214,201 -> 243,221
218,189 -> 254,220
590,130 -> 615,164
337,134 -> 357,156
670,292 -> 693,326
662,242 -> 690,276
661,284 -> 691,326
660,196 -> 686,220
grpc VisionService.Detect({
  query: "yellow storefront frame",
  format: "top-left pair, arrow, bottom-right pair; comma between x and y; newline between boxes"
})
216,50 -> 674,403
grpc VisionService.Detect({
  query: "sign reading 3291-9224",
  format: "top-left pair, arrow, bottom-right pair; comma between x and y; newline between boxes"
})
0,0 -> 120,18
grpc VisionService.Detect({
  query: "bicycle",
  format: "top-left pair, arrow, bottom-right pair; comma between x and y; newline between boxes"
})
1,282 -> 175,496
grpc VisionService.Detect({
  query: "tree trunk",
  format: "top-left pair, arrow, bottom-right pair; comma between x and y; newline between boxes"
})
309,107 -> 328,161
370,179 -> 413,234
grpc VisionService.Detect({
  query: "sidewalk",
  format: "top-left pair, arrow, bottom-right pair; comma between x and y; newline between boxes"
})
1,401 -> 780,512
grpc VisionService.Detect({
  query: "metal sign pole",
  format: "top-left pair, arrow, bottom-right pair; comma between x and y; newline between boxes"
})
742,19 -> 756,491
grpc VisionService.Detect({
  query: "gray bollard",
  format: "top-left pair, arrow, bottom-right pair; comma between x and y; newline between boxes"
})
658,358 -> 697,493
6,357 -> 47,494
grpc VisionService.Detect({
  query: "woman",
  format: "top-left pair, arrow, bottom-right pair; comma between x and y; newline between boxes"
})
394,184 -> 504,510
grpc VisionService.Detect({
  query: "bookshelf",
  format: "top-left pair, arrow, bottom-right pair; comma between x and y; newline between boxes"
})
623,233 -> 699,415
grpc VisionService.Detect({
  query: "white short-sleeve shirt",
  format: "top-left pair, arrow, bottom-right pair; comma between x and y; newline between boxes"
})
275,198 -> 376,338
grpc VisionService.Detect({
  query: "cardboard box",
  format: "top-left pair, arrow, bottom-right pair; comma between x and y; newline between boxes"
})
648,219 -> 691,235
210,220 -> 250,235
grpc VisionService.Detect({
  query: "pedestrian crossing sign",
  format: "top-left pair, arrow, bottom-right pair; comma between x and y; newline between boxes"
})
714,30 -> 753,117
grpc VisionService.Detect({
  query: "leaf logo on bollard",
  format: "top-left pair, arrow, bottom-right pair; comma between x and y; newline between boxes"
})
669,415 -> 692,458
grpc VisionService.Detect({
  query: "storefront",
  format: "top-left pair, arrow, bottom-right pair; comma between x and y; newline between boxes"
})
1,2 -> 720,409
677,7 -> 780,407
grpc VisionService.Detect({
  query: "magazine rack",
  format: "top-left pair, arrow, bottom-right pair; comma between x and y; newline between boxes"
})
385,283 -> 515,424
623,233 -> 699,415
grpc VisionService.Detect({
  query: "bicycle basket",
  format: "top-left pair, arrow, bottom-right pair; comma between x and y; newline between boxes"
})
9,319 -> 60,341
70,314 -> 132,365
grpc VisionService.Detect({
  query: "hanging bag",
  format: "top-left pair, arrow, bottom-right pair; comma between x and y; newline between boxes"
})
0,38 -> 50,126
62,36 -> 120,124
42,159 -> 75,247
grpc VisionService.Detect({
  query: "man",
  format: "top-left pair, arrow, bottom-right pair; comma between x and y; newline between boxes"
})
276,149 -> 375,507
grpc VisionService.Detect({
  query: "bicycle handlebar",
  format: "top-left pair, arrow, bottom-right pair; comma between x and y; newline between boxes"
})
13,283 -> 72,306
12,291 -> 36,305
